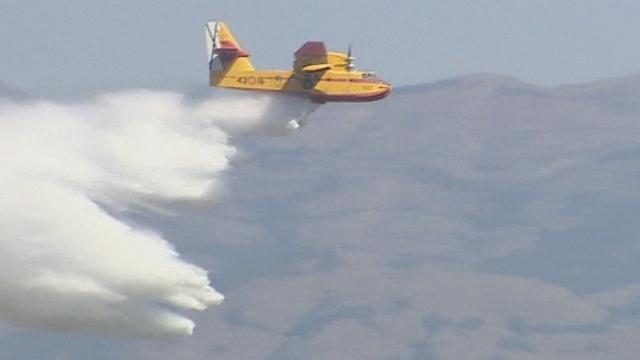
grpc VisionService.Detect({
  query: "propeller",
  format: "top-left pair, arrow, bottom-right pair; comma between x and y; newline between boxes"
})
346,43 -> 355,71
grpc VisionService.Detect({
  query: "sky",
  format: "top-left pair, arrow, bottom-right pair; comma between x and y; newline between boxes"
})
2,1 -> 640,98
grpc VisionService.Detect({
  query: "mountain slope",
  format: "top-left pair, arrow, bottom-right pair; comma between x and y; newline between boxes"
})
124,73 -> 640,359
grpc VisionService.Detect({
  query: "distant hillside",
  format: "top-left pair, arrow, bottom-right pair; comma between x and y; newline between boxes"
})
151,70 -> 640,359
5,72 -> 640,359
0,82 -> 28,100
396,73 -> 535,95
395,72 -> 640,114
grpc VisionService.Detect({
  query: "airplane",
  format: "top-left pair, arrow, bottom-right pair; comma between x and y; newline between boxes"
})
205,21 -> 391,105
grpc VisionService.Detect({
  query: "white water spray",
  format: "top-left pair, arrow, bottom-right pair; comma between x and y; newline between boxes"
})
0,89 -> 314,336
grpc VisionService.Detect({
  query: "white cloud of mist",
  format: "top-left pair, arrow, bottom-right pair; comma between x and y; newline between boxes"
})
0,89 -> 313,337
192,90 -> 320,135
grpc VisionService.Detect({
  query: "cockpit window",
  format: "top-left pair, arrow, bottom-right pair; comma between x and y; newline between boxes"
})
362,72 -> 378,79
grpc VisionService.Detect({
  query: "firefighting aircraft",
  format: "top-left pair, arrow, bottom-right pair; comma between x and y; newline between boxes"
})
205,21 -> 391,104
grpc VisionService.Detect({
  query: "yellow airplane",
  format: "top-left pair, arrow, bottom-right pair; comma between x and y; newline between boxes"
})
205,21 -> 391,104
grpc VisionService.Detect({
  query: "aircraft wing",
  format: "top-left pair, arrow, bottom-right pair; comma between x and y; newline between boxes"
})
294,42 -> 330,73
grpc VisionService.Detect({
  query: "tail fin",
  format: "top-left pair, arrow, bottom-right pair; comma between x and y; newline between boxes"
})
205,21 -> 254,81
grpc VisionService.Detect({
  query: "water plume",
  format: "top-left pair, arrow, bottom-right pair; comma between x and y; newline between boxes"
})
0,89 -> 313,336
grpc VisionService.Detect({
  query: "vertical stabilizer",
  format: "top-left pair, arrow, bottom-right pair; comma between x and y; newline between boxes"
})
205,21 -> 254,81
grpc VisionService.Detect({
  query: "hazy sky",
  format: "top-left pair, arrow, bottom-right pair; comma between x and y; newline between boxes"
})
1,0 -> 640,97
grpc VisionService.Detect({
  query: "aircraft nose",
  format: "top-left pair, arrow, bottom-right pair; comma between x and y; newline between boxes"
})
374,84 -> 391,100
378,82 -> 392,97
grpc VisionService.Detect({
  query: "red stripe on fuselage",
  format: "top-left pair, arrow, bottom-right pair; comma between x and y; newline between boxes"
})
311,88 -> 391,103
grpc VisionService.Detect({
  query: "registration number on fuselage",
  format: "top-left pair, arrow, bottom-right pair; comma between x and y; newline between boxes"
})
236,76 -> 266,85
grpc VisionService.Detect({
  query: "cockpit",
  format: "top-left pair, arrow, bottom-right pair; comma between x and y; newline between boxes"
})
361,71 -> 378,79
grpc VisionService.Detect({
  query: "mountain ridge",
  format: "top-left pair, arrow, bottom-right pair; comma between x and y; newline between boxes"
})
0,81 -> 28,100
397,72 -> 640,98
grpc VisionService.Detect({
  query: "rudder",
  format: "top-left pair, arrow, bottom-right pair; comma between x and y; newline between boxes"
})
205,21 -> 255,81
